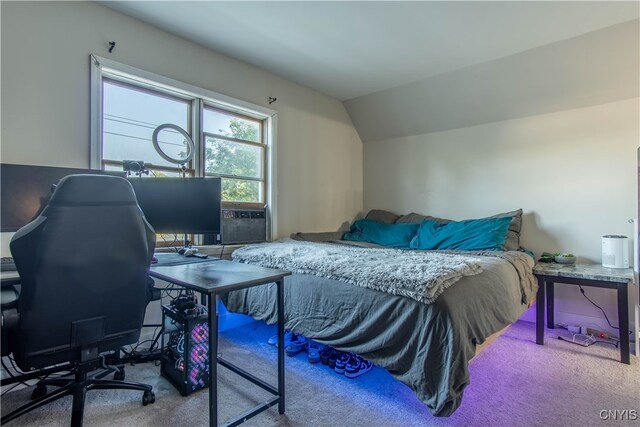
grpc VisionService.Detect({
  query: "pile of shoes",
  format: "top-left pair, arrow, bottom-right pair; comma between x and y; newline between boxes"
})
319,346 -> 373,378
267,331 -> 373,378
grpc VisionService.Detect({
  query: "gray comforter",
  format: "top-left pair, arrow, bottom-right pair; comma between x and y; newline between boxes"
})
224,243 -> 536,417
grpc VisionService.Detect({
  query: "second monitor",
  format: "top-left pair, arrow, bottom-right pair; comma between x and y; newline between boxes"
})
128,177 -> 221,236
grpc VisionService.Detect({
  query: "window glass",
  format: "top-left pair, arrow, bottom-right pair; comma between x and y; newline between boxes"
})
203,109 -> 260,142
102,80 -> 190,169
221,178 -> 262,203
204,136 -> 263,179
203,106 -> 264,203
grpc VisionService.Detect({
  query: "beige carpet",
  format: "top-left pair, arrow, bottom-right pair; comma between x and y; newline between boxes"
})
1,320 -> 638,427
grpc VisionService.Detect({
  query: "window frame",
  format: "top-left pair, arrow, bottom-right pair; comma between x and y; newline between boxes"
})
90,55 -> 278,238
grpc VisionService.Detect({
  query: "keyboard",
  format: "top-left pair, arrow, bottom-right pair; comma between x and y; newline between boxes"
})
1,257 -> 17,272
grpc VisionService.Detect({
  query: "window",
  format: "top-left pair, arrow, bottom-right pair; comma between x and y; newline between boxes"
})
203,107 -> 264,203
102,79 -> 193,177
91,55 -> 275,213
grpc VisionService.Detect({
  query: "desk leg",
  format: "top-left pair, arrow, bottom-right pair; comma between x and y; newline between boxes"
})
617,284 -> 630,364
208,293 -> 219,426
276,279 -> 285,415
201,292 -> 207,308
546,281 -> 555,329
635,303 -> 639,358
536,276 -> 545,345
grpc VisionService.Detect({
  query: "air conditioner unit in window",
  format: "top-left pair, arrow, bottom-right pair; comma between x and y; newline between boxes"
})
221,208 -> 267,245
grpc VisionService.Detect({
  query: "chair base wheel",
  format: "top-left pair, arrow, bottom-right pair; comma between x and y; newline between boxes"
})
142,390 -> 155,406
31,384 -> 47,400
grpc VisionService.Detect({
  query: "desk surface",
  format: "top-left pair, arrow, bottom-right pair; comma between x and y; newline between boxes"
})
533,262 -> 634,283
150,260 -> 290,293
153,252 -> 216,267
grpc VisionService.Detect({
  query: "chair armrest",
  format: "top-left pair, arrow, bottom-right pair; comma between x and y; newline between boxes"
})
1,286 -> 20,357
1,307 -> 19,330
1,286 -> 20,329
146,277 -> 162,302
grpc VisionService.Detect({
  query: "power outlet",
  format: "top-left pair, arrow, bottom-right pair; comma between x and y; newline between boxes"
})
586,327 -> 619,341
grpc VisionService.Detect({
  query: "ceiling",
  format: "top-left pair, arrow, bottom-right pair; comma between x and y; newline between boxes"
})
101,1 -> 638,101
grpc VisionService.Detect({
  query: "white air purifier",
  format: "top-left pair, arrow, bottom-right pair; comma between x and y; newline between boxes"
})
601,235 -> 629,269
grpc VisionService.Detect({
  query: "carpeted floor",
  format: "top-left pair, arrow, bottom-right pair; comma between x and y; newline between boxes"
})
1,320 -> 638,427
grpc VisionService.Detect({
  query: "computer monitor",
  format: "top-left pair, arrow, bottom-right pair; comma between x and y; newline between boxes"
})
127,177 -> 221,235
0,163 -> 125,232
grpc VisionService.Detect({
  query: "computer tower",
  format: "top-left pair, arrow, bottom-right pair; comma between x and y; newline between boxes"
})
161,303 -> 210,396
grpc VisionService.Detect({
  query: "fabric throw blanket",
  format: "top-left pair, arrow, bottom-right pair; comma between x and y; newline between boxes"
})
232,240 -> 483,304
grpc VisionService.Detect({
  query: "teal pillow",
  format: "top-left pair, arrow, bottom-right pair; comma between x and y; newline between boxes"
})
343,219 -> 419,248
409,217 -> 512,251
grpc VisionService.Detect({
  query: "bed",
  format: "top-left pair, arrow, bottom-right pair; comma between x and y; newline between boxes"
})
223,210 -> 537,417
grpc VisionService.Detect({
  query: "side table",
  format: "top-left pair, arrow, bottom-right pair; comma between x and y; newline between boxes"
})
533,263 -> 635,364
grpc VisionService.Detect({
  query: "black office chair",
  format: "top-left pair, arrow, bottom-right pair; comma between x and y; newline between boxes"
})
2,174 -> 158,426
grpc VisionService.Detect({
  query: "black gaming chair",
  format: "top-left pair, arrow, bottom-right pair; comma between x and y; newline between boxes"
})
2,174 -> 157,426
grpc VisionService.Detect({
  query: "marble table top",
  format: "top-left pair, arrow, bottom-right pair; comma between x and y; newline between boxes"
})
533,262 -> 635,283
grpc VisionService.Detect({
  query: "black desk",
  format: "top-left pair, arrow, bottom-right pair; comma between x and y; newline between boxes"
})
150,260 -> 291,427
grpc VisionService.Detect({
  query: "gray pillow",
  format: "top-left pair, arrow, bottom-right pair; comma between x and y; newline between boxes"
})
395,209 -> 523,251
290,231 -> 345,242
365,209 -> 400,224
397,213 -> 462,225
395,213 -> 428,224
487,209 -> 523,251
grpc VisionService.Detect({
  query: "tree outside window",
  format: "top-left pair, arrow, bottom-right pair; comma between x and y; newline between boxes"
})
204,111 -> 264,204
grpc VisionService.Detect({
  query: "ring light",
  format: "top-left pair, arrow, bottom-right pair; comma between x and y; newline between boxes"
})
152,124 -> 194,165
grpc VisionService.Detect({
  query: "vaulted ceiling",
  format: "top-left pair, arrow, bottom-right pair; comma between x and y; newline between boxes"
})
101,1 -> 639,141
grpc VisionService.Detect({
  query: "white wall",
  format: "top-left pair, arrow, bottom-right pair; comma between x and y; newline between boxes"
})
0,1 -> 363,238
364,98 -> 639,333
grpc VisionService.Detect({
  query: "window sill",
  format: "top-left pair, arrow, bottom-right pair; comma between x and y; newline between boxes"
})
221,202 -> 266,210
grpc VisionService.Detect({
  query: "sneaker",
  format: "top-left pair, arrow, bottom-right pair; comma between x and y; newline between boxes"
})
307,341 -> 325,363
267,330 -> 293,347
285,334 -> 308,356
328,350 -> 341,369
344,356 -> 373,378
320,346 -> 336,365
334,352 -> 356,374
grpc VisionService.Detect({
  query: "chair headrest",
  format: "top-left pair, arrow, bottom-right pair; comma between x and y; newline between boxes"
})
49,175 -> 137,205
